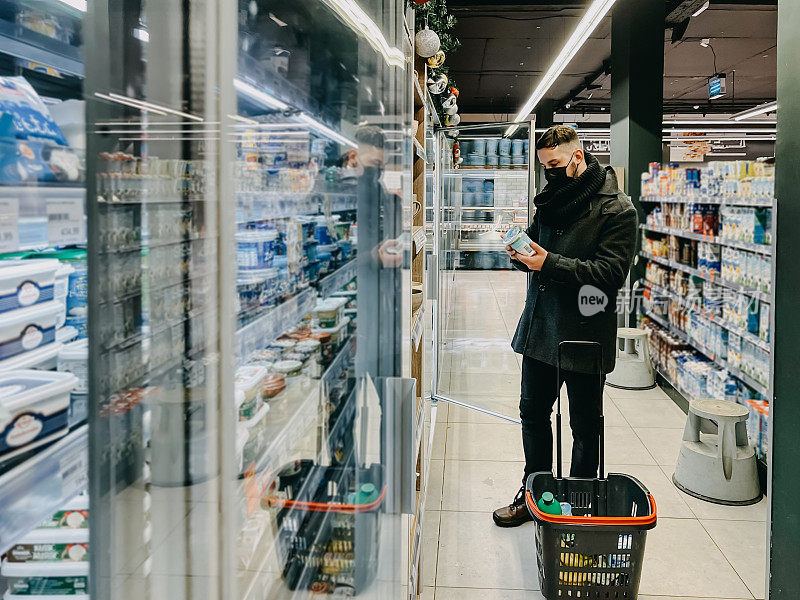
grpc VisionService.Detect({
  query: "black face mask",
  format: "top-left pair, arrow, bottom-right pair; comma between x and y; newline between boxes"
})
543,153 -> 576,186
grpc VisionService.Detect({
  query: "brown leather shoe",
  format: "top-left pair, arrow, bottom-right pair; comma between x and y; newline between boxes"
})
492,488 -> 533,527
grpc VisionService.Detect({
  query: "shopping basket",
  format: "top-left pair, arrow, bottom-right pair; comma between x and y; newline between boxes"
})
525,341 -> 657,599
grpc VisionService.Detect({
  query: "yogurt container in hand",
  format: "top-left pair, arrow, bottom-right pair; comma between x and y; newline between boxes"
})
502,226 -> 536,256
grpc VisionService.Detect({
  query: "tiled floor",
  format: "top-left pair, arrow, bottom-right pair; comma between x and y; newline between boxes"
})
423,269 -> 767,600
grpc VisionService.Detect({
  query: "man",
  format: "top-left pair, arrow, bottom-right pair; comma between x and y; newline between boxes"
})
493,125 -> 638,527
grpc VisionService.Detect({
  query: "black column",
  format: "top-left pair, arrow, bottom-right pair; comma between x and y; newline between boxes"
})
769,2 -> 799,598
610,0 -> 663,324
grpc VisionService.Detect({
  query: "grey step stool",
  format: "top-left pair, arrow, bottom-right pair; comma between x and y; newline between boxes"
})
606,327 -> 656,390
673,398 -> 762,505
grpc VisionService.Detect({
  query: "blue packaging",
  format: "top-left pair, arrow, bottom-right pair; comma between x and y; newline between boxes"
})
67,259 -> 87,316
0,76 -> 68,145
64,313 -> 87,339
485,138 -> 499,155
498,139 -> 512,156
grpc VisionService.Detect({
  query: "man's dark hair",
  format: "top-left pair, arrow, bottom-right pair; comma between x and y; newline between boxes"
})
355,125 -> 385,149
535,124 -> 580,150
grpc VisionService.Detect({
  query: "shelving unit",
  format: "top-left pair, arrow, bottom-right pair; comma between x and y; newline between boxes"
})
409,47 -> 429,595
638,166 -> 775,466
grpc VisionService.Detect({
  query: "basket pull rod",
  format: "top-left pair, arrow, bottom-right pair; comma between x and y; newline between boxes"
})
556,341 -> 604,480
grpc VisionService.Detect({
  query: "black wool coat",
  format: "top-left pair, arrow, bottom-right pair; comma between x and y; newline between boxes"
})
510,167 -> 639,374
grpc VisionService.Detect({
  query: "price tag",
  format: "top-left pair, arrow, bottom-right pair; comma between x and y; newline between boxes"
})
0,197 -> 19,252
60,447 -> 88,498
47,197 -> 85,246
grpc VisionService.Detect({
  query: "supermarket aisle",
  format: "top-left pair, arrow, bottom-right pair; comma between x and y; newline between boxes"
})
422,269 -> 768,600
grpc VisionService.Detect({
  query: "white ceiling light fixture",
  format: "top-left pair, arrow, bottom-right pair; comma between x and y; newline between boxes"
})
234,78 -> 290,111
732,100 -> 778,121
320,0 -> 405,68
505,0 -> 617,136
700,38 -> 710,48
297,114 -> 357,148
692,0 -> 710,17
94,93 -> 168,116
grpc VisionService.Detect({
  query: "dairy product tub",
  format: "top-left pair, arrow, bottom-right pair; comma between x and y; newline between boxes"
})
57,339 -> 88,394
7,528 -> 89,563
0,302 -> 60,361
0,260 -> 59,313
1,559 -> 88,596
0,369 -> 77,461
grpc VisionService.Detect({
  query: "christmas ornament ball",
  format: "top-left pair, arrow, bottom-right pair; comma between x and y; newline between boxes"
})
415,28 -> 440,58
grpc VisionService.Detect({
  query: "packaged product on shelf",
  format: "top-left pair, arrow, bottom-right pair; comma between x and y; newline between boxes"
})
235,365 -> 266,420
0,301 -> 61,362
1,559 -> 89,596
0,76 -> 68,146
0,370 -> 77,460
312,317 -> 350,351
728,333 -> 742,369
313,297 -> 347,328
759,302 -> 771,343
7,528 -> 89,563
0,259 -> 60,312
57,339 -> 88,427
38,495 -> 88,530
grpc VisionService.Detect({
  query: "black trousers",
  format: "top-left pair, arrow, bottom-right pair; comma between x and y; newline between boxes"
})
519,356 -> 605,486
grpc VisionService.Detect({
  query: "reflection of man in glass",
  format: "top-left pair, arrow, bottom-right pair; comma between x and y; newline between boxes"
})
355,126 -> 402,268
355,125 -> 402,379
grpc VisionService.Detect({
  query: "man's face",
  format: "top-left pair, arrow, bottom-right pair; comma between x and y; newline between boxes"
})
357,143 -> 385,169
537,144 -> 582,178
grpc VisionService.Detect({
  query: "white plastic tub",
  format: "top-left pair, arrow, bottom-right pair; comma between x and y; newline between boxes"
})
0,370 -> 77,461
1,559 -> 88,596
0,260 -> 60,313
0,342 -> 61,371
38,494 -> 89,530
313,297 -> 348,328
235,365 -> 266,420
0,301 -> 59,361
312,316 -> 351,349
57,339 -> 88,394
53,263 -> 73,329
7,528 -> 89,563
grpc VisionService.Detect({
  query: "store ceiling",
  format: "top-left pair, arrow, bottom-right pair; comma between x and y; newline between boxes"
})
446,0 -> 777,117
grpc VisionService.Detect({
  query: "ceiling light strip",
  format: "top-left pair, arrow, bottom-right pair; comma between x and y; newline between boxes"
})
732,101 -> 778,121
107,93 -> 203,122
94,93 -> 168,115
506,0 -> 617,136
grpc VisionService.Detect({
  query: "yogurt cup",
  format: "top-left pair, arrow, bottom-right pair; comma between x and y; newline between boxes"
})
236,230 -> 278,271
502,226 -> 536,256
274,360 -> 303,378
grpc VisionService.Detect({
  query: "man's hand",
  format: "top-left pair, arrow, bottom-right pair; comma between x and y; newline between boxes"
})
506,242 -> 548,271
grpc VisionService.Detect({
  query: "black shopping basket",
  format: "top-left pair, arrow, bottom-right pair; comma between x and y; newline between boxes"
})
525,341 -> 657,599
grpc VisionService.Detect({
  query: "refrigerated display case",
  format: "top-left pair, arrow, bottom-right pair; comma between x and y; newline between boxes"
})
0,2 -> 88,598
79,1 -> 417,599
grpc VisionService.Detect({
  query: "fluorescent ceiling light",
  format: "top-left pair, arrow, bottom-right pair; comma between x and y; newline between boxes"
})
94,92 -> 167,115
107,92 -> 203,121
228,114 -> 260,125
234,78 -> 290,111
320,0 -> 405,68
57,0 -> 87,11
505,0 -> 617,136
297,114 -> 356,148
664,119 -> 776,125
692,1 -> 710,17
664,128 -> 777,134
732,101 -> 778,121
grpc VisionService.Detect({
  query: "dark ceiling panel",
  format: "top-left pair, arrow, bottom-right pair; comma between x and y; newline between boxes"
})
446,1 -> 776,115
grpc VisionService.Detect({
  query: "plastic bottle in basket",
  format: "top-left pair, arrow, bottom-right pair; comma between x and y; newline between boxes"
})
537,492 -> 562,515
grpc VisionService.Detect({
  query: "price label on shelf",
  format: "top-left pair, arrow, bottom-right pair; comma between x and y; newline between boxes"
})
47,197 -> 85,246
0,197 -> 19,252
60,447 -> 88,498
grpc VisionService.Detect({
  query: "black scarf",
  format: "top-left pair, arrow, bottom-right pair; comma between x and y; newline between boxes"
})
534,151 -> 606,226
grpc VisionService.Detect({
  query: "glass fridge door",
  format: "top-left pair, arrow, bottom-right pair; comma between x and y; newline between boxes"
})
233,2 -> 413,598
432,123 -> 534,418
84,1 -> 414,599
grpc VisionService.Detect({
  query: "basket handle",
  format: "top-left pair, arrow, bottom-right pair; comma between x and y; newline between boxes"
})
556,341 -> 604,480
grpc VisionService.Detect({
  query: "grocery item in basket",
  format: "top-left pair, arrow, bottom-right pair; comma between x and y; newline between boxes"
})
0,369 -> 76,460
502,226 -> 535,256
537,492 -> 563,515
